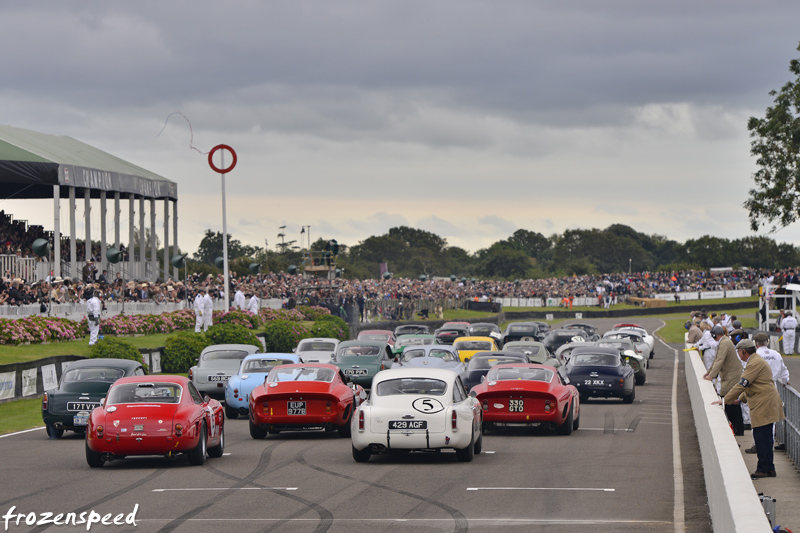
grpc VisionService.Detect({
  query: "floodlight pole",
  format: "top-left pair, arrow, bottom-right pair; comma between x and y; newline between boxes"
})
221,151 -> 230,311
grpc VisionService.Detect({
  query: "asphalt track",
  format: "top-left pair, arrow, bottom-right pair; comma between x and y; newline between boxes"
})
0,318 -> 712,533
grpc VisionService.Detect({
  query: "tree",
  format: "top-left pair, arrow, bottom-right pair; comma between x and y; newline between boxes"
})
745,42 -> 800,231
192,230 -> 262,266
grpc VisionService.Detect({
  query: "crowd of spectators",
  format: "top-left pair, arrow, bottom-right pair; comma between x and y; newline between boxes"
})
0,261 -> 783,315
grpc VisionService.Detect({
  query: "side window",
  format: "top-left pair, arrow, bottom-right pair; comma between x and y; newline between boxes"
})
134,367 -> 146,376
453,378 -> 467,403
188,382 -> 204,404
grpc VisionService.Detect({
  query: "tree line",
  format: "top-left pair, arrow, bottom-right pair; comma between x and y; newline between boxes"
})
185,224 -> 800,280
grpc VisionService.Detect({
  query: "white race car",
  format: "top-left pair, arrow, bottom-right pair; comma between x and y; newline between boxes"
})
611,323 -> 655,358
351,368 -> 482,462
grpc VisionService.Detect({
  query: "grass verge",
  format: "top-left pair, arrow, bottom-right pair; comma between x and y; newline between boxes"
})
0,333 -> 176,365
0,398 -> 44,435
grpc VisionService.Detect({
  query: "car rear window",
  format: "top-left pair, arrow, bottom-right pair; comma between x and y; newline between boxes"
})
108,382 -> 182,404
509,325 -> 536,333
572,354 -> 620,366
397,337 -> 433,347
298,342 -> 336,352
359,334 -> 390,342
504,345 -> 542,356
202,350 -> 250,361
63,367 -> 125,383
375,378 -> 447,396
467,356 -> 524,370
268,366 -> 335,383
488,367 -> 554,382
243,359 -> 294,373
339,345 -> 381,356
454,341 -> 492,351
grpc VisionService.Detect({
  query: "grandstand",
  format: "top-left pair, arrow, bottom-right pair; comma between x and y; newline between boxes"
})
0,125 -> 178,282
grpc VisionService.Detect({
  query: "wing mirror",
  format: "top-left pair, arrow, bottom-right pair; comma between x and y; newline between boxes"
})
480,375 -> 486,383
469,390 -> 477,398
100,397 -> 105,407
203,395 -> 211,403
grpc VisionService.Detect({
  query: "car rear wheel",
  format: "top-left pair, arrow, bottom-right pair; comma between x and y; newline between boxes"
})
224,404 -> 238,419
650,350 -> 654,359
623,385 -> 636,404
352,444 -> 371,463
556,403 -> 573,435
338,410 -> 353,438
249,418 -> 267,439
46,424 -> 64,439
473,426 -> 483,455
635,374 -> 646,386
188,422 -> 207,465
85,440 -> 104,468
572,404 -> 581,431
455,430 -> 475,462
208,423 -> 224,458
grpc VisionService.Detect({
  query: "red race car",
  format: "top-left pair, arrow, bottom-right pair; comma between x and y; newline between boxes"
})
248,363 -> 365,439
85,375 -> 224,467
470,363 -> 580,435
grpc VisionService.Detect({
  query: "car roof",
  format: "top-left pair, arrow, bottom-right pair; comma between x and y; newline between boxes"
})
404,344 -> 458,355
503,340 -> 546,347
338,339 -> 390,348
298,338 -> 339,343
469,322 -> 499,327
200,344 -> 261,354
454,336 -> 496,343
397,334 -> 437,339
471,351 -> 527,360
359,330 -> 393,335
570,346 -> 622,357
113,375 -> 189,385
63,358 -> 142,369
373,367 -> 458,384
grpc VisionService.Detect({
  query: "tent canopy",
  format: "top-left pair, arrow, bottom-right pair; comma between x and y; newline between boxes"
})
0,124 -> 177,200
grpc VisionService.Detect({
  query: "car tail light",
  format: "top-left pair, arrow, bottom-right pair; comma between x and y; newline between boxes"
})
262,402 -> 269,414
380,363 -> 385,371
174,423 -> 182,437
482,400 -> 488,411
451,410 -> 458,430
325,401 -> 332,414
188,368 -> 193,381
42,392 -> 48,411
96,425 -> 104,438
619,379 -> 625,388
358,410 -> 365,430
545,400 -> 553,413
233,388 -> 239,395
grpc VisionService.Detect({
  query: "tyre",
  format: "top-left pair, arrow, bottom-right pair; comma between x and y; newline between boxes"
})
473,427 -> 483,455
85,440 -> 104,468
455,430 -> 475,462
46,424 -> 64,439
635,374 -> 646,386
224,404 -> 238,420
572,405 -> 581,431
556,403 -> 573,435
352,444 -> 372,463
249,418 -> 267,439
208,424 -> 224,458
623,385 -> 635,404
187,422 -> 207,465
650,350 -> 654,359
338,411 -> 353,438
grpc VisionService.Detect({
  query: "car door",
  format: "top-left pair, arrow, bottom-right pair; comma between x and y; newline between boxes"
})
453,376 -> 479,431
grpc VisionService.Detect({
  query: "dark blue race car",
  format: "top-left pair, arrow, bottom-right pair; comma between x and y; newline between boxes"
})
562,346 -> 635,403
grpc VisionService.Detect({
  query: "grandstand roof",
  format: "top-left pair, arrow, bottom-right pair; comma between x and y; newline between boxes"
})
0,124 -> 177,200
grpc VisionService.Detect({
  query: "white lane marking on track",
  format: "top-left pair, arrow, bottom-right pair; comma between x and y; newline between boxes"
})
578,428 -> 633,431
0,426 -> 44,438
654,319 -> 685,533
152,487 -> 297,492
466,487 -> 614,492
138,518 -> 670,524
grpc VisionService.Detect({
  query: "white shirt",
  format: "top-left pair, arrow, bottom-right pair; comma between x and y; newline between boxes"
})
781,314 -> 798,331
756,346 -> 790,385
194,294 -> 204,315
86,296 -> 101,318
234,290 -> 246,310
695,330 -> 717,352
202,293 -> 214,312
247,295 -> 259,314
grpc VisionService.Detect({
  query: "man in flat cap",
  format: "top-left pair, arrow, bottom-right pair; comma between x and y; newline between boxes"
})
718,338 -> 785,479
704,325 -> 744,435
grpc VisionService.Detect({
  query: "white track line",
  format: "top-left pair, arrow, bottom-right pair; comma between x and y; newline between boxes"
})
467,487 -> 614,492
139,518 -> 670,525
654,320 -> 685,533
0,426 -> 44,439
152,487 -> 297,492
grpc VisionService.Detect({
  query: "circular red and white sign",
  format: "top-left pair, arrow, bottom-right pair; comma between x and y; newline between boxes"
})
208,144 -> 237,173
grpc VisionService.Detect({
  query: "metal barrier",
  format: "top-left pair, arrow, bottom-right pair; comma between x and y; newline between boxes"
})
775,383 -> 799,470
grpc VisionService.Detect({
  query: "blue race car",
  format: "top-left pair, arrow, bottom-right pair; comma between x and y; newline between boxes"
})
224,353 -> 300,418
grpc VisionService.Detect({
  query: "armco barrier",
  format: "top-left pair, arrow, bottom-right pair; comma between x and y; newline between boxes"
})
0,355 -> 86,404
684,347 -> 772,532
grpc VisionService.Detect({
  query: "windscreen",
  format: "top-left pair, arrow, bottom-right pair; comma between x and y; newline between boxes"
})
375,378 -> 447,396
598,340 -> 630,351
396,337 -> 434,348
297,342 -> 336,352
202,350 -> 250,361
268,366 -> 336,383
63,367 -> 125,383
572,354 -> 620,366
504,345 -> 542,356
509,325 -> 537,334
243,359 -> 294,373
467,356 -> 524,370
488,366 -> 554,382
107,383 -> 182,404
359,334 -> 390,342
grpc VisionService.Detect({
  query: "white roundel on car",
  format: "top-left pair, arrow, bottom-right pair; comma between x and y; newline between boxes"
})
412,397 -> 445,414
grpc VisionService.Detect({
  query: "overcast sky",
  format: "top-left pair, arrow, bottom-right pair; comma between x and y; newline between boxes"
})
2,1 -> 800,256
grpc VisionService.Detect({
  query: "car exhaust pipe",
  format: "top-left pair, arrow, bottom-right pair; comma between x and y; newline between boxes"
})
238,407 -> 248,415
370,444 -> 387,452
100,453 -> 115,462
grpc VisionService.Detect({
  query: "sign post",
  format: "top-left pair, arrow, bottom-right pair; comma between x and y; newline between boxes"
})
208,144 -> 237,311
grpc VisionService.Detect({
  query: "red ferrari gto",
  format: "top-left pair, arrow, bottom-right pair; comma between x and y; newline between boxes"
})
248,363 -> 365,439
470,363 -> 580,435
85,376 -> 224,467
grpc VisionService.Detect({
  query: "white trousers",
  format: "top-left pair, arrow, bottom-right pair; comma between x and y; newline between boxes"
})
203,312 -> 213,331
88,321 -> 100,345
783,331 -> 795,355
195,313 -> 204,333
